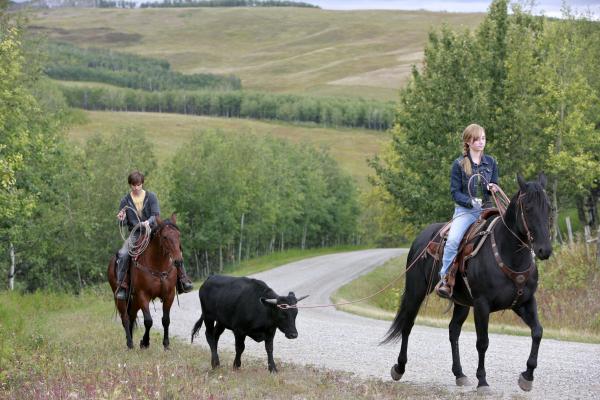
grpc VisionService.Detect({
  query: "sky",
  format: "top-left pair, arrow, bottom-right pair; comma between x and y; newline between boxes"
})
309,1 -> 600,18
12,0 -> 600,18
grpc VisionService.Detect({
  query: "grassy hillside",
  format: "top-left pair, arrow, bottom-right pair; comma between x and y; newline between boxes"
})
67,110 -> 388,188
28,7 -> 484,100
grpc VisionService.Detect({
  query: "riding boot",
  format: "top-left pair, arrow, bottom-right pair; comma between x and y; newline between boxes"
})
436,274 -> 452,299
176,263 -> 194,294
115,255 -> 130,301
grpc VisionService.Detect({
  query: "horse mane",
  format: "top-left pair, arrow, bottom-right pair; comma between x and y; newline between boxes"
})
504,181 -> 550,225
152,218 -> 180,238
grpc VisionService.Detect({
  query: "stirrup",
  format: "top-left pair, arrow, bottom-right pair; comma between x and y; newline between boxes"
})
435,280 -> 452,299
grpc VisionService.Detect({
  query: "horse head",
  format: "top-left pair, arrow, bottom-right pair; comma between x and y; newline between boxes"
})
154,213 -> 184,267
516,173 -> 552,260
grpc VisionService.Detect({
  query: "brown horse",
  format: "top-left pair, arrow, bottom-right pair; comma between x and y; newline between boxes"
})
107,214 -> 183,349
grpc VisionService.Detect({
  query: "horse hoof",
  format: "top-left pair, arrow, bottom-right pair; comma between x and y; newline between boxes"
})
518,373 -> 533,391
456,376 -> 471,386
390,365 -> 403,381
476,385 -> 491,394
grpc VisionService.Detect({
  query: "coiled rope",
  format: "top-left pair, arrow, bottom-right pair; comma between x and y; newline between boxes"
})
118,205 -> 151,258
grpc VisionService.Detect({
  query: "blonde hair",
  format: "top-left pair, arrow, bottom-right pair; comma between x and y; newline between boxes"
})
459,123 -> 485,176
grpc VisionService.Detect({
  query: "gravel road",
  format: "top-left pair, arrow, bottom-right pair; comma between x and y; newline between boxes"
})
153,249 -> 600,399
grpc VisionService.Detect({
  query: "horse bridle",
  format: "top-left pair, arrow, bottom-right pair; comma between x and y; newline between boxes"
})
134,223 -> 181,281
517,193 -> 534,246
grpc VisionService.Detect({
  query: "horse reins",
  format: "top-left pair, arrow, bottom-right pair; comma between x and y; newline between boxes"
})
471,173 -> 533,251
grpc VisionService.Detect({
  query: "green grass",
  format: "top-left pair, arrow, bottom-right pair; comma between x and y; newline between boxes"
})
28,7 -> 484,101
0,279 -> 454,399
66,110 -> 388,189
332,248 -> 600,343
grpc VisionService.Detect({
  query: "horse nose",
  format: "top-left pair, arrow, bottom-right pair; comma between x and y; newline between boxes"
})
537,246 -> 552,260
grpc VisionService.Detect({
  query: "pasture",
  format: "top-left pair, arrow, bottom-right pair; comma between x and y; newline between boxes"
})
66,110 -> 388,188
28,7 -> 484,100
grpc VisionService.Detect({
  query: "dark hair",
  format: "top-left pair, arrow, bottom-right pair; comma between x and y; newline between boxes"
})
128,171 -> 145,186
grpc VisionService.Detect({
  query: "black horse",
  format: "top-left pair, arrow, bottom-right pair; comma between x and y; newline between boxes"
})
383,173 -> 552,393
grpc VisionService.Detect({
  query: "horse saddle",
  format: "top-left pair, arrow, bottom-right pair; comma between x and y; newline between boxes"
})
427,208 -> 500,287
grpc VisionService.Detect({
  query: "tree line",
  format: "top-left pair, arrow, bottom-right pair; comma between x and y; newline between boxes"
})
139,0 -> 319,8
43,40 -> 393,130
59,85 -> 395,130
44,41 -> 241,91
370,0 -> 600,241
1,8 -> 360,292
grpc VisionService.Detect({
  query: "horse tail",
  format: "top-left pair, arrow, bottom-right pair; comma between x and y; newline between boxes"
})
380,290 -> 410,344
380,224 -> 439,345
191,315 -> 204,343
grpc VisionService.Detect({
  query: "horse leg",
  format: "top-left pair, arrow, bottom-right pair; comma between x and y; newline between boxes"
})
140,306 -> 153,349
162,296 -> 174,350
449,304 -> 471,386
390,282 -> 427,381
161,309 -> 170,350
204,318 -> 220,368
513,296 -> 543,392
473,299 -> 491,391
125,307 -> 138,350
233,332 -> 246,369
120,311 -> 133,349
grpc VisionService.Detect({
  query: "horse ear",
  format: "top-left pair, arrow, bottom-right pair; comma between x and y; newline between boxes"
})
171,213 -> 177,224
538,172 -> 547,189
517,173 -> 527,191
156,216 -> 163,225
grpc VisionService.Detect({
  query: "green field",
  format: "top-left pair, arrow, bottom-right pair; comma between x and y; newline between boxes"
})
67,110 -> 388,188
29,7 -> 484,100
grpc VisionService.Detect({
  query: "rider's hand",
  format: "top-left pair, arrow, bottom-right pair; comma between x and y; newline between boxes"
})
142,220 -> 150,230
471,198 -> 483,209
487,183 -> 499,193
117,210 -> 126,221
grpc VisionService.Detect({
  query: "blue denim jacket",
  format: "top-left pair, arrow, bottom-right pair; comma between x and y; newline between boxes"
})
450,154 -> 498,208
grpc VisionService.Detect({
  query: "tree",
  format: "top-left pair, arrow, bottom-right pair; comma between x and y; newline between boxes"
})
371,0 -> 600,238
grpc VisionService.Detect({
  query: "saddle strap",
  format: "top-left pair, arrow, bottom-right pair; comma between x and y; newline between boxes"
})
490,230 -> 535,307
458,218 -> 501,300
134,261 -> 175,281
463,216 -> 501,263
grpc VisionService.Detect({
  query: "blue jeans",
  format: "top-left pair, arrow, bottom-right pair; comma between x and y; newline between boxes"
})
440,205 -> 482,278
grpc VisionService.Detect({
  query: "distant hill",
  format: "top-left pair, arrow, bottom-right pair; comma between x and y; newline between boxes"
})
17,0 -> 97,8
15,0 -> 320,9
28,7 -> 484,100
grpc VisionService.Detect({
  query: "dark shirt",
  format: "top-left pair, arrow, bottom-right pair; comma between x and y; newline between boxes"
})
450,154 -> 499,208
119,191 -> 160,231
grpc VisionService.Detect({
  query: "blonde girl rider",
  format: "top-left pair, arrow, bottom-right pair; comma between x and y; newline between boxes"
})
437,124 -> 499,298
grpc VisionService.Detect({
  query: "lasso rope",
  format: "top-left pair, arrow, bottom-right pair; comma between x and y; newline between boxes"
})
119,205 -> 151,258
